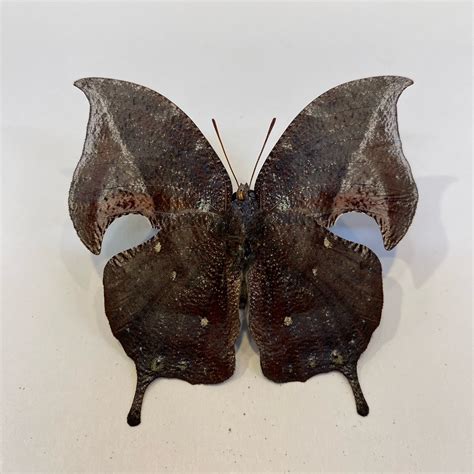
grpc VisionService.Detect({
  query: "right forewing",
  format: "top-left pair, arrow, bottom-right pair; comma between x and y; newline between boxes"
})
255,76 -> 418,250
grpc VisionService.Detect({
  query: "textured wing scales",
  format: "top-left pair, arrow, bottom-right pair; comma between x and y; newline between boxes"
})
103,212 -> 242,426
255,76 -> 417,250
69,78 -> 232,254
247,211 -> 383,415
68,78 -> 241,425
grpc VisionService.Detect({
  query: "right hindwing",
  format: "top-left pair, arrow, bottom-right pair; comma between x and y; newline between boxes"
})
247,211 -> 383,415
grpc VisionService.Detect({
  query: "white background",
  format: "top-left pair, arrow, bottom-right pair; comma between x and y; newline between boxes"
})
2,1 -> 472,472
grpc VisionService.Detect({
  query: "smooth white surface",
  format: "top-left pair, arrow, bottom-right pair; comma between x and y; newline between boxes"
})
1,2 -> 472,472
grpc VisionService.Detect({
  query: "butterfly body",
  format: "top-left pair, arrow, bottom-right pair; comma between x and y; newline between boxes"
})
232,183 -> 258,228
69,76 -> 417,425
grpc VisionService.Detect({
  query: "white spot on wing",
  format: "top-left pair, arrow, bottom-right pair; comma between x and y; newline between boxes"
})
197,198 -> 212,212
276,196 -> 291,211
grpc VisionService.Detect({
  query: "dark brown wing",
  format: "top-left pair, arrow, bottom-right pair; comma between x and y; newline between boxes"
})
69,78 -> 232,254
103,212 -> 242,426
255,76 -> 417,250
247,211 -> 383,416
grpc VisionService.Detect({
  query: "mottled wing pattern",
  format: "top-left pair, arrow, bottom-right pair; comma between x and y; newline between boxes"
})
69,78 -> 232,254
103,212 -> 243,425
247,211 -> 383,415
255,76 -> 418,250
69,79 -> 239,426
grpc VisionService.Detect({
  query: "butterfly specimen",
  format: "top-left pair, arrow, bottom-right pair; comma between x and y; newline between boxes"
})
69,76 -> 418,426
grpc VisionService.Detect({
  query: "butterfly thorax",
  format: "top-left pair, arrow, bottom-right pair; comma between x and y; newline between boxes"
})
231,183 -> 258,231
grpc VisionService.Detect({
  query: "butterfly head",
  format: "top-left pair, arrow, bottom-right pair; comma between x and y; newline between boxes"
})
236,183 -> 250,201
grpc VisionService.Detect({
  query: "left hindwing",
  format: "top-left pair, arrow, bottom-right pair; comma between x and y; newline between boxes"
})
104,212 -> 242,425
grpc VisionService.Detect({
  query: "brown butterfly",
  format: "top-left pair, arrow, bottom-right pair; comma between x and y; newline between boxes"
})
69,76 -> 417,426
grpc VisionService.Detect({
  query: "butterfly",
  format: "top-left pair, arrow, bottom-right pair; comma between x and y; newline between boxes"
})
69,76 -> 418,426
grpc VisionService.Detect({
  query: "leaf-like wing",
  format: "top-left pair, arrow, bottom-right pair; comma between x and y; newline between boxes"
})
255,76 -> 417,250
69,78 -> 232,254
103,212 -> 242,426
247,211 -> 383,416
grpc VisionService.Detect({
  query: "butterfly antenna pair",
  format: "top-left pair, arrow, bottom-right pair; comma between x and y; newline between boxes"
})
212,117 -> 277,189
212,118 -> 239,187
250,117 -> 277,188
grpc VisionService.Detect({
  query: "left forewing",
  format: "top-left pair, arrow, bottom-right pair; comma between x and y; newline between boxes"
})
69,78 -> 232,254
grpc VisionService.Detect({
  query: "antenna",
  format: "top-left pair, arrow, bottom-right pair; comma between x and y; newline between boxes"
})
249,117 -> 277,188
212,119 -> 239,187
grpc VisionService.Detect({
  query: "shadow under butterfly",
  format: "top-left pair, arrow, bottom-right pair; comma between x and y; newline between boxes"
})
69,76 -> 418,426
